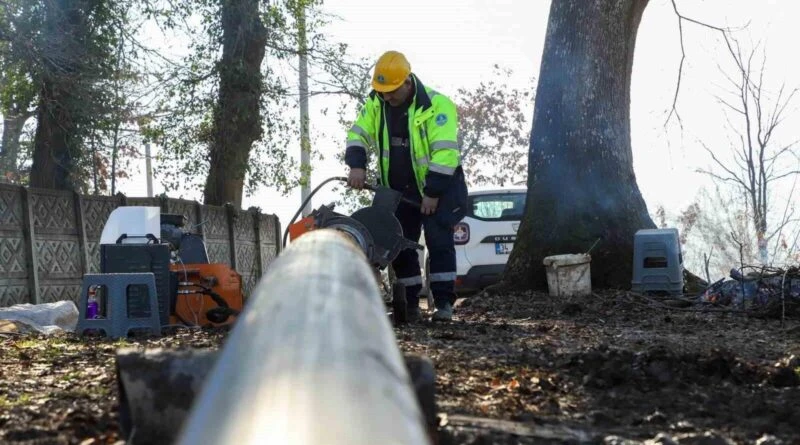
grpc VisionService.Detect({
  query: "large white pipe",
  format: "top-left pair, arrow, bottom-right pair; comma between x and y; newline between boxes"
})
176,229 -> 431,445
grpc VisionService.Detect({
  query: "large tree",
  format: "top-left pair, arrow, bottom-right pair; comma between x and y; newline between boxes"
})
29,0 -> 121,190
0,0 -> 40,184
503,0 -> 655,290
0,61 -> 36,183
145,0 -> 368,207
202,0 -> 267,206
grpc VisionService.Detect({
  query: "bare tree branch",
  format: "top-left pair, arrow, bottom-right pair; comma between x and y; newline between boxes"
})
767,195 -> 798,264
298,89 -> 363,100
715,96 -> 746,115
766,170 -> 800,183
703,31 -> 800,264
721,32 -> 749,83
666,1 -> 686,128
766,217 -> 799,243
765,139 -> 800,165
786,224 -> 800,260
666,0 -> 743,127
696,168 -> 751,191
696,139 -> 750,189
766,85 -> 798,132
725,121 -> 750,172
731,146 -> 749,173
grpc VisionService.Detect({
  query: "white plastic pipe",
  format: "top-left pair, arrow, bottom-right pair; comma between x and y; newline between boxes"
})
176,229 -> 431,445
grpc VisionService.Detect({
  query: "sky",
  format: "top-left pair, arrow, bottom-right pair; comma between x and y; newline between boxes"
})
115,0 -> 800,266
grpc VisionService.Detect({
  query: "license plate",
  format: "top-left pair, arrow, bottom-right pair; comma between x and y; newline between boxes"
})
495,242 -> 513,254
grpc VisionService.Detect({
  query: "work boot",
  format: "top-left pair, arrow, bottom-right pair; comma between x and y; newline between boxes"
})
407,305 -> 422,324
431,302 -> 453,322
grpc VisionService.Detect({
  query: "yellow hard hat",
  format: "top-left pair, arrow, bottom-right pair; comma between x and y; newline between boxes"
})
372,51 -> 411,92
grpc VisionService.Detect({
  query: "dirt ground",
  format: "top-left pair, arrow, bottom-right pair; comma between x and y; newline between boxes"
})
1,290 -> 798,445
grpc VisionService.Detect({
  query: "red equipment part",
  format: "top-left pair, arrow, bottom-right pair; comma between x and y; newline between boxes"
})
169,263 -> 243,327
288,215 -> 317,241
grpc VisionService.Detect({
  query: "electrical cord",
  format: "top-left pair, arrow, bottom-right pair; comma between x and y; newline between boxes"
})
281,176 -> 348,248
177,255 -> 202,326
176,276 -> 240,325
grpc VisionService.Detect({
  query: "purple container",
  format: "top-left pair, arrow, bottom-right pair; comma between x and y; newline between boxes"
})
87,297 -> 99,319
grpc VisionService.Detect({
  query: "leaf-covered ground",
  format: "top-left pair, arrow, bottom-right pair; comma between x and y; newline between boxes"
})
0,329 -> 227,445
1,291 -> 798,444
407,291 -> 800,444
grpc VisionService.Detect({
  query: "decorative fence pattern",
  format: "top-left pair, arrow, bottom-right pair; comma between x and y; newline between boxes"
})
0,184 -> 282,307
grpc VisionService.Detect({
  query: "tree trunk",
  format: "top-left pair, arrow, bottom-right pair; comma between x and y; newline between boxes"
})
203,0 -> 267,207
111,119 -> 120,195
504,0 -> 655,290
0,111 -> 31,182
755,178 -> 768,264
30,79 -> 78,190
90,131 -> 99,195
298,2 -> 312,216
29,0 -> 84,191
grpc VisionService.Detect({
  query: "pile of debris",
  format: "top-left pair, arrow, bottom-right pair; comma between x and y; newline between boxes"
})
700,266 -> 800,317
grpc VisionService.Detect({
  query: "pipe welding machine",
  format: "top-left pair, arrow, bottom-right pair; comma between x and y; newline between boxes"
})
284,176 -> 423,323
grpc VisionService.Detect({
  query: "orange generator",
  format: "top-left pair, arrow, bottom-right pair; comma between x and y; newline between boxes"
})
169,263 -> 243,327
158,214 -> 243,327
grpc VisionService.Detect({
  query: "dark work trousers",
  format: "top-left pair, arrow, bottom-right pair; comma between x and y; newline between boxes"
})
392,199 -> 457,310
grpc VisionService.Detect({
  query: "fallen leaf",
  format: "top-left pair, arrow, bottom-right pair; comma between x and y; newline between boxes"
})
507,378 -> 520,391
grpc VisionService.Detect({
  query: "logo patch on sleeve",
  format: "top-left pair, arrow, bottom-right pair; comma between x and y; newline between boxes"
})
435,113 -> 448,126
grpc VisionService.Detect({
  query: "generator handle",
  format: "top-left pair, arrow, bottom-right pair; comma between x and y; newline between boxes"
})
115,233 -> 160,244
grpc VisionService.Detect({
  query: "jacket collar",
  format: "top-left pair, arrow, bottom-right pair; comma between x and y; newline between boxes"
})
369,73 -> 433,112
411,74 -> 433,112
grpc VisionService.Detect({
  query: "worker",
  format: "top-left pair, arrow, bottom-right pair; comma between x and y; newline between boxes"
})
344,50 -> 467,322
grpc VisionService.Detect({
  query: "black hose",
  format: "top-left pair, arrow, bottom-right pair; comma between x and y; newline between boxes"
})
206,306 -> 239,324
201,289 -> 239,324
177,282 -> 240,325
203,289 -> 231,309
281,176 -> 349,248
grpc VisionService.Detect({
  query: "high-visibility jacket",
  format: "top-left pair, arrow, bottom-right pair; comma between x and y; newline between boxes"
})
344,74 -> 461,198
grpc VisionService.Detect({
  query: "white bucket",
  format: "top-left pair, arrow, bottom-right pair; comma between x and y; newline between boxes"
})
542,253 -> 592,297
